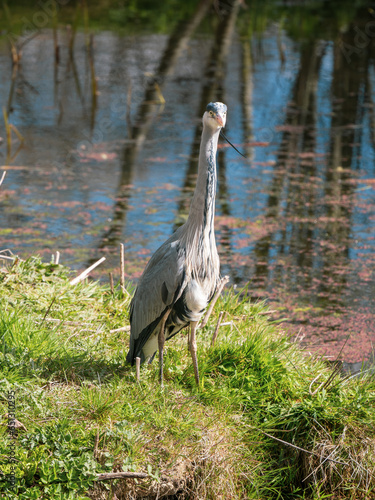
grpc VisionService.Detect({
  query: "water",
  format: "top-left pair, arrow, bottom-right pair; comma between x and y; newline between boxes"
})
1,2 -> 375,370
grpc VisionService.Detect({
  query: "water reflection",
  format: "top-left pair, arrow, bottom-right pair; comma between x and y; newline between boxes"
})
97,0 -> 213,251
0,2 -> 375,369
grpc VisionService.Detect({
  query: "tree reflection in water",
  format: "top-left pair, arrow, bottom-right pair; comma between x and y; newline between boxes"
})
0,1 -> 374,369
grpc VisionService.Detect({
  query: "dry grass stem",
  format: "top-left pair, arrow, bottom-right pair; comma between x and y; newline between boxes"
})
0,170 -> 6,187
1,255 -> 374,499
48,318 -> 89,326
211,311 -> 226,347
70,257 -> 106,285
309,373 -> 323,395
120,243 -> 125,293
256,428 -> 349,466
0,254 -> 15,261
95,472 -> 148,480
93,429 -> 100,460
119,244 -> 130,297
109,325 -> 130,333
109,272 -> 114,295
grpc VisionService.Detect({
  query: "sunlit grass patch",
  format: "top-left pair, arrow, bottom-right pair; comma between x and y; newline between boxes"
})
0,256 -> 374,499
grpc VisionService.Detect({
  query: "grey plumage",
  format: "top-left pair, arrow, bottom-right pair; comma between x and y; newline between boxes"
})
126,102 -> 228,384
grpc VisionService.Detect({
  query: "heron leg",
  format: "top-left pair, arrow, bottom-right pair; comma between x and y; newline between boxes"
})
200,275 -> 229,328
158,308 -> 171,386
189,321 -> 200,385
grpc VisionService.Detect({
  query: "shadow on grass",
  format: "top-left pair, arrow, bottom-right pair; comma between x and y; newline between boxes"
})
35,350 -> 133,385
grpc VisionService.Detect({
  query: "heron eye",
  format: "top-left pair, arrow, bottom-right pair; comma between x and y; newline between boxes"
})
209,111 -> 214,117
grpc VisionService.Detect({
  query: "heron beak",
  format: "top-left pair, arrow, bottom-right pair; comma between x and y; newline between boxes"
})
215,113 -> 224,127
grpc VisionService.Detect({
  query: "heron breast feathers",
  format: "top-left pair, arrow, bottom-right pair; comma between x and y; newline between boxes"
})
184,279 -> 209,315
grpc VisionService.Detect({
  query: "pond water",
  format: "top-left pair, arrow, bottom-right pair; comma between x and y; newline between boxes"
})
1,2 -> 375,371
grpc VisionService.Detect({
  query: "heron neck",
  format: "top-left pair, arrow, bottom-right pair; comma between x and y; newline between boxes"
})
187,126 -> 219,232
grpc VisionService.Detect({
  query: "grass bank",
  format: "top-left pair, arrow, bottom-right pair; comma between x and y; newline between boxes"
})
0,256 -> 374,499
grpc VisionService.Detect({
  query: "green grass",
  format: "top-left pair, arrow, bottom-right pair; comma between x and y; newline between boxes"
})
0,256 -> 374,499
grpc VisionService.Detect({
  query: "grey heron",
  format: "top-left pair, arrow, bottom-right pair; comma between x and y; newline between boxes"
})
126,102 -> 229,385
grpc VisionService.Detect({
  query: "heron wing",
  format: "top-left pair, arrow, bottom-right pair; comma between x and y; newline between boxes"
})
127,233 -> 187,363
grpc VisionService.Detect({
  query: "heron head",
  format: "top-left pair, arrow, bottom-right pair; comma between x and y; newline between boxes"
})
203,102 -> 227,129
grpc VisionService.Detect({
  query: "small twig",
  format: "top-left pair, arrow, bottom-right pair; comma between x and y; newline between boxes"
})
231,320 -> 242,336
136,357 -> 141,382
93,428 -> 100,459
65,329 -> 97,344
311,336 -> 350,394
331,366 -> 375,390
260,429 -> 316,456
0,254 -> 15,261
110,325 -> 130,333
259,309 -> 278,316
320,363 -> 343,392
302,447 -> 340,483
294,328 -> 305,343
339,425 -> 347,446
309,358 -> 344,396
41,297 -> 57,326
309,373 -> 323,396
0,249 -> 15,256
120,244 -> 131,297
0,170 -> 6,187
311,418 -> 331,440
43,318 -> 92,327
333,334 -> 350,364
280,350 -> 301,378
211,311 -> 226,347
255,428 -> 348,466
120,243 -> 125,293
109,272 -> 114,295
70,257 -> 106,285
95,472 -> 148,481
